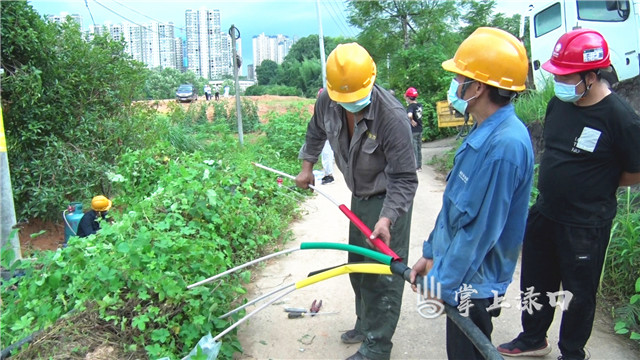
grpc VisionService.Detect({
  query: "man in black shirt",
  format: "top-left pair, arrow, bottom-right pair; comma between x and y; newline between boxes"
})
76,195 -> 112,238
404,87 -> 423,171
498,29 -> 640,360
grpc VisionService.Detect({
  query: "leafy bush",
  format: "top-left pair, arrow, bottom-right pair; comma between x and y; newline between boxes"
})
1,2 -> 149,221
1,106 -> 313,359
602,187 -> 640,301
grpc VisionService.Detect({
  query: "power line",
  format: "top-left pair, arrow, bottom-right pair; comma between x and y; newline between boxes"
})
329,0 -> 356,37
323,0 -> 357,38
84,0 -> 96,28
321,1 -> 350,37
91,0 -> 162,36
107,0 -> 186,33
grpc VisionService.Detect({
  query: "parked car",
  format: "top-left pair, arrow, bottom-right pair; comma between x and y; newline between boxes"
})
176,84 -> 197,102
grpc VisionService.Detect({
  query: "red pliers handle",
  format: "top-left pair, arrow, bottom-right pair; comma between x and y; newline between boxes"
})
310,299 -> 322,314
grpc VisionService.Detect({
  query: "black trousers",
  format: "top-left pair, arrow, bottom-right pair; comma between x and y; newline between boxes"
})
446,298 -> 501,360
517,207 -> 611,360
348,194 -> 412,360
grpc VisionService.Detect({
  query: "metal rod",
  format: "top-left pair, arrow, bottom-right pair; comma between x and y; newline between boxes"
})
219,283 -> 295,319
212,287 -> 296,342
186,248 -> 299,289
252,162 -> 401,260
252,162 -> 341,206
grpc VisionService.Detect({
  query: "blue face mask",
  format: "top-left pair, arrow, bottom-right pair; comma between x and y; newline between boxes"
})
554,79 -> 584,103
339,92 -> 372,113
447,79 -> 477,114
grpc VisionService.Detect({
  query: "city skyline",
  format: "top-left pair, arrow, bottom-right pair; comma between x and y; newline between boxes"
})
29,0 -> 360,75
28,0 -> 529,76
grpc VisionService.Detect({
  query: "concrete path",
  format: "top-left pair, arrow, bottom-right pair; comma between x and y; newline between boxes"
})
233,138 -> 639,359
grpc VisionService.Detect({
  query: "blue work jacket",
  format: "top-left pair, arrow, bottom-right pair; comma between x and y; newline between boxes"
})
422,103 -> 534,306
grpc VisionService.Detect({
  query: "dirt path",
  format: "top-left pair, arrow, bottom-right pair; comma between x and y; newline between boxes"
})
233,138 -> 640,359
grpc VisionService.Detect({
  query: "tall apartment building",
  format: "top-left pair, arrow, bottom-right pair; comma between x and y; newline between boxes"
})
252,33 -> 294,78
101,21 -> 177,71
174,38 -> 185,72
47,12 -> 82,29
185,8 -> 239,80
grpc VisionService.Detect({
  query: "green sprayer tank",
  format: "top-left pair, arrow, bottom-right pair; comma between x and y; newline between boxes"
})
63,202 -> 84,245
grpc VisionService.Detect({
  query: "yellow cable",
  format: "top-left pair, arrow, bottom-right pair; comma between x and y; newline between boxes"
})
295,264 -> 391,289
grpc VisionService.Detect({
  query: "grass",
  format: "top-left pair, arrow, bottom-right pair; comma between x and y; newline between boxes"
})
514,81 -> 555,124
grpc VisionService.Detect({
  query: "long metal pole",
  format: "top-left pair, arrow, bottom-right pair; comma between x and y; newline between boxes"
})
0,108 -> 22,263
252,163 -> 401,260
229,25 -> 244,146
316,0 -> 327,88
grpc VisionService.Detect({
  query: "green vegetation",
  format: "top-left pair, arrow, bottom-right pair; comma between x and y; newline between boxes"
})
1,104 -> 314,358
604,187 -> 640,345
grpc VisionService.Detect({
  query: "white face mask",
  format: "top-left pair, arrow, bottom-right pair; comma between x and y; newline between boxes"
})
553,79 -> 585,103
447,78 -> 477,114
338,92 -> 372,113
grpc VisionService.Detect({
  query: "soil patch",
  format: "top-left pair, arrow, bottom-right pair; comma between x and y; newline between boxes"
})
144,95 -> 315,122
18,218 -> 65,254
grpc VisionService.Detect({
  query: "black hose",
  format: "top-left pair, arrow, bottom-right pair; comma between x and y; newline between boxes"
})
0,309 -> 77,359
1,332 -> 41,359
389,261 -> 503,360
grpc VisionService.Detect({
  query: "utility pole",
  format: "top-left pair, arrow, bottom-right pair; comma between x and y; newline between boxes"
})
0,107 -> 22,264
316,0 -> 327,88
229,24 -> 244,146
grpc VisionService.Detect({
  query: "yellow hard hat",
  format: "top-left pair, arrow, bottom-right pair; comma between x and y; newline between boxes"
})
91,195 -> 112,212
442,27 -> 528,91
326,43 -> 377,103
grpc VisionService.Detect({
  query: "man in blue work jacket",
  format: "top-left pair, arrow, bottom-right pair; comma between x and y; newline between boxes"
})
410,27 -> 534,360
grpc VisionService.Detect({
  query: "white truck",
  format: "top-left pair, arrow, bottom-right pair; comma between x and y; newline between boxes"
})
526,0 -> 640,89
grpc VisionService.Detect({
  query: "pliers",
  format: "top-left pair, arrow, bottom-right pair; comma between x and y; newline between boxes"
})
310,299 -> 322,314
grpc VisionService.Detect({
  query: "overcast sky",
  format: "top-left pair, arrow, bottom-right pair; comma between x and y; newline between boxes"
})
28,0 -> 531,72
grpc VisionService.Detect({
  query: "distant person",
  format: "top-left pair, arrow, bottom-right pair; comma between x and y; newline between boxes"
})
410,27 -> 534,360
204,84 -> 212,101
76,195 -> 112,238
498,29 -> 640,360
296,43 -> 417,360
316,88 -> 335,185
404,87 -> 423,171
214,89 -> 220,101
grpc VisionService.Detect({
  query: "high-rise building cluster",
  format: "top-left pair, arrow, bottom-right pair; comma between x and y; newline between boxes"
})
184,8 -> 241,79
251,33 -> 295,79
86,22 -> 185,73
46,9 -> 242,79
45,10 -> 297,81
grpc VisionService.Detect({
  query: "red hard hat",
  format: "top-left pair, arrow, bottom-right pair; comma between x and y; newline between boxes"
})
541,29 -> 611,75
405,87 -> 418,98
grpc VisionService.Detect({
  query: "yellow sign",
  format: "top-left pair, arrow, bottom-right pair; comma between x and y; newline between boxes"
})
0,107 -> 6,153
436,100 -> 474,128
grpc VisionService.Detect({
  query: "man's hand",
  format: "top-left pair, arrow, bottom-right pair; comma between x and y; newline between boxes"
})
368,217 -> 392,247
411,120 -> 418,127
409,257 -> 434,293
295,160 -> 315,190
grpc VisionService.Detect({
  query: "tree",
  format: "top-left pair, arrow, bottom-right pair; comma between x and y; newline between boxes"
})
255,60 -> 279,85
460,0 -> 521,39
345,0 -> 523,140
1,2 -> 149,220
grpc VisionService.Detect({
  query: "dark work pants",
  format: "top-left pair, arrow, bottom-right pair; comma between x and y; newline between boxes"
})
446,298 -> 501,360
348,195 -> 412,360
412,132 -> 422,169
517,207 -> 611,360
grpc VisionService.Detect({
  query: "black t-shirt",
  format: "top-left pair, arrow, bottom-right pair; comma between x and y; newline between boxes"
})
536,93 -> 640,226
76,210 -> 107,237
407,102 -> 423,134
